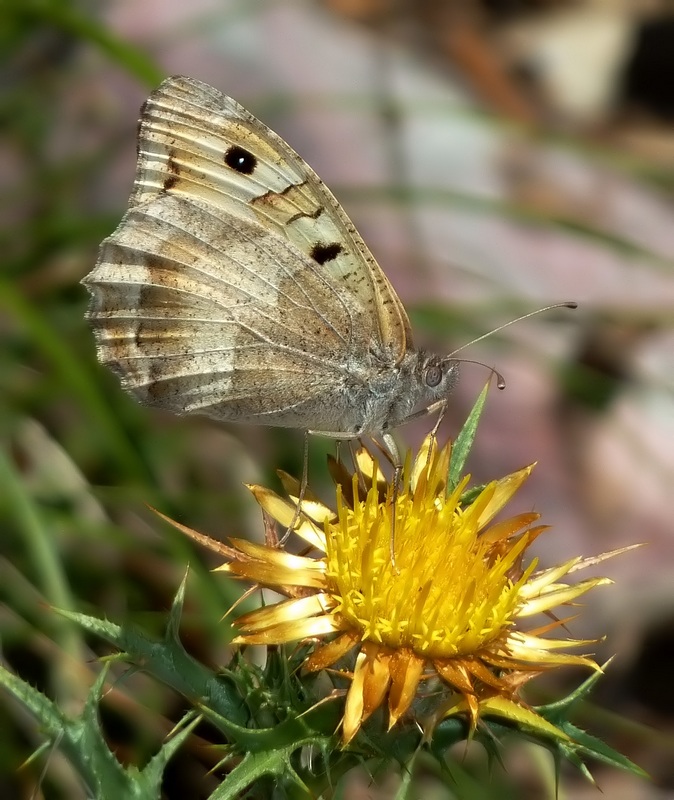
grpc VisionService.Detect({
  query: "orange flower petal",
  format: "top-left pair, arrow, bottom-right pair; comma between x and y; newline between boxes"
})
361,643 -> 393,721
235,593 -> 335,631
519,577 -> 613,616
220,560 -> 326,590
434,660 -> 475,696
388,648 -> 425,728
233,614 -> 340,645
343,650 -> 368,744
476,466 -> 534,528
304,632 -> 359,673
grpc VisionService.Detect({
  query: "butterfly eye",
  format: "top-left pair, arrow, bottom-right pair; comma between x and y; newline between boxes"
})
424,364 -> 443,388
224,145 -> 257,175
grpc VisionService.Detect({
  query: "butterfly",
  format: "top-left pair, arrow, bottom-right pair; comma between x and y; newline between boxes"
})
82,76 -> 460,462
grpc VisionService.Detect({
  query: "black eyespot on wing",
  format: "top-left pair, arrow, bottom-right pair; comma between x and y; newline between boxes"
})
310,242 -> 343,265
224,145 -> 257,174
425,364 -> 442,388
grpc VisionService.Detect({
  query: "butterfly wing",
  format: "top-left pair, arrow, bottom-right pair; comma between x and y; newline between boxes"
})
83,76 -> 412,428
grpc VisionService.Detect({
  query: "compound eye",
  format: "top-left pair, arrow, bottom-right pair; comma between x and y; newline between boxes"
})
425,364 -> 443,388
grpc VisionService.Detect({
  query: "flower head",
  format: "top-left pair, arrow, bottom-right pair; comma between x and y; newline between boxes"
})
168,436 -> 616,745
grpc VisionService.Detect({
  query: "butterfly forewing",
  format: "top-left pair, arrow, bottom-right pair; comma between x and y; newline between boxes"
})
137,76 -> 411,357
83,76 -> 415,430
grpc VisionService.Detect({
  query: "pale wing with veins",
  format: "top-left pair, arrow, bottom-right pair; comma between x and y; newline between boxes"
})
83,76 -> 459,438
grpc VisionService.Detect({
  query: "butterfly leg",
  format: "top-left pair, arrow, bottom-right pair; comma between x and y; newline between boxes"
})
401,398 -> 448,487
354,432 -> 403,569
280,431 -> 310,545
308,429 -> 361,442
424,398 -> 448,456
382,400 -> 448,567
310,429 -> 403,569
398,398 -> 448,430
283,429 -> 364,546
381,431 -> 403,570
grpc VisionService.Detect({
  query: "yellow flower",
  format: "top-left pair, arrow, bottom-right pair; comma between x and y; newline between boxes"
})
163,436 -> 617,745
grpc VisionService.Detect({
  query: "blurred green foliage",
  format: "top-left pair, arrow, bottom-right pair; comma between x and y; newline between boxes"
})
0,3 -> 266,796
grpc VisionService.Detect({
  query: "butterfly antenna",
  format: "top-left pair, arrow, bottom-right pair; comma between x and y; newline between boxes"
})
442,302 -> 577,391
447,359 -> 507,389
449,302 -> 577,357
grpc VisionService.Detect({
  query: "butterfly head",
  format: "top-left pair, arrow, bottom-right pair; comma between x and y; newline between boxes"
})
417,352 -> 460,402
382,350 -> 459,430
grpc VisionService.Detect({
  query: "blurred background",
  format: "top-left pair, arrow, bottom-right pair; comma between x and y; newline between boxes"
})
2,0 -> 674,797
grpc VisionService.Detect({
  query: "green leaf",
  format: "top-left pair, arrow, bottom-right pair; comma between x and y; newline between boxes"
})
536,657 -> 607,717
536,666 -> 647,779
207,748 -> 304,800
200,701 -> 333,754
57,609 -> 250,727
0,661 -> 195,799
141,714 -> 203,795
558,723 -> 649,780
166,569 -> 189,644
448,382 -> 489,490
392,748 -> 418,800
